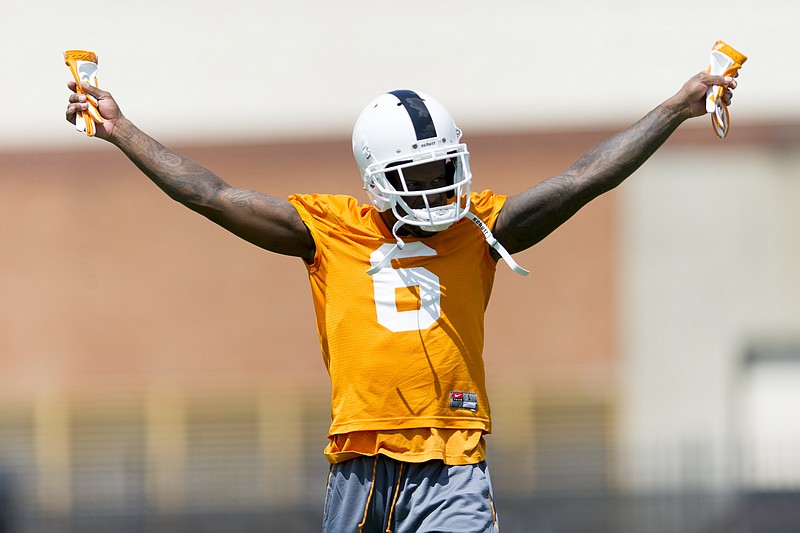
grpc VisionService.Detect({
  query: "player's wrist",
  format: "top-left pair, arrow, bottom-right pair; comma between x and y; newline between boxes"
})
662,93 -> 694,124
106,116 -> 133,146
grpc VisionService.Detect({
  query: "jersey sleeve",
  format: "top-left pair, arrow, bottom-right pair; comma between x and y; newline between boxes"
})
288,193 -> 362,272
287,193 -> 324,271
470,189 -> 507,230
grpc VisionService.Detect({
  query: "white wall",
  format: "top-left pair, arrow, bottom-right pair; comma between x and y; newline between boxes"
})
1,0 -> 796,148
619,144 -> 800,488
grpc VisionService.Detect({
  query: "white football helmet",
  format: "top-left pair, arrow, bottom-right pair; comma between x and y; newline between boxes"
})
352,90 -> 471,233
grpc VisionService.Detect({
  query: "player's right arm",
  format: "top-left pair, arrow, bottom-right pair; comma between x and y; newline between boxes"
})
66,81 -> 316,262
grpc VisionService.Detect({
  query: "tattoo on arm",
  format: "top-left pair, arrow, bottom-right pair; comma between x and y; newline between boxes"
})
111,120 -> 315,259
224,189 -> 304,231
116,122 -> 228,206
227,189 -> 258,213
497,102 -> 684,253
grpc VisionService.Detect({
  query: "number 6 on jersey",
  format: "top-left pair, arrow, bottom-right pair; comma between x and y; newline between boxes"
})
370,242 -> 441,332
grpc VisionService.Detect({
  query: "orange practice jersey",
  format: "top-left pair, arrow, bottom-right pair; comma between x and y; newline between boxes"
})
289,190 -> 506,457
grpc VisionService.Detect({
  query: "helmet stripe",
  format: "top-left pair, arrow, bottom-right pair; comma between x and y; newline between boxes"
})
389,90 -> 437,141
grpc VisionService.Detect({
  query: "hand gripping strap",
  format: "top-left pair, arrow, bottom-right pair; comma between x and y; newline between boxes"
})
64,50 -> 104,137
705,41 -> 747,139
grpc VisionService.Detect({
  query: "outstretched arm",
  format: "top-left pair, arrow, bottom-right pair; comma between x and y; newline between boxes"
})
493,71 -> 737,254
66,81 -> 316,262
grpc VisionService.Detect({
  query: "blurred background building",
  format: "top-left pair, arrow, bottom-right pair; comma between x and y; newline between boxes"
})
1,1 -> 799,531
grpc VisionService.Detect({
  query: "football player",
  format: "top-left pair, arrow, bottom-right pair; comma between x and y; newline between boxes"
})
67,70 -> 736,532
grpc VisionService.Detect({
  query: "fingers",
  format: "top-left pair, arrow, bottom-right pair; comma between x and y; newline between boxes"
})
701,72 -> 735,89
65,105 -> 78,125
65,88 -> 92,125
66,88 -> 83,123
722,89 -> 734,106
67,79 -> 116,125
66,80 -> 110,102
68,90 -> 86,104
698,70 -> 737,88
696,71 -> 737,106
66,100 -> 85,124
79,82 -> 107,99
718,77 -> 736,106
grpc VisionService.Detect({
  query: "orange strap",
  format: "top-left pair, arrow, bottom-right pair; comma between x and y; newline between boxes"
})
384,462 -> 404,533
357,456 -> 380,533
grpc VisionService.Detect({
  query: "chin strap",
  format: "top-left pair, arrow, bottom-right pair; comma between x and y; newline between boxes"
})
365,214 -> 529,277
464,212 -> 529,276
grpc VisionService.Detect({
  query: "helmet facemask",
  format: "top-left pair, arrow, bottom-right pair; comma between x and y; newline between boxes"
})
363,149 -> 472,233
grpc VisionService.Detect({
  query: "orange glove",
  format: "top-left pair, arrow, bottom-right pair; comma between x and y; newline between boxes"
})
706,41 -> 747,139
64,50 -> 104,137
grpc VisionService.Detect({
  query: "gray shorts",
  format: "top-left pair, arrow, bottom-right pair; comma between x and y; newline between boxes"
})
322,455 -> 500,533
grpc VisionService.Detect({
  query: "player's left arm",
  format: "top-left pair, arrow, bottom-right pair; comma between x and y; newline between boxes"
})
493,71 -> 737,254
